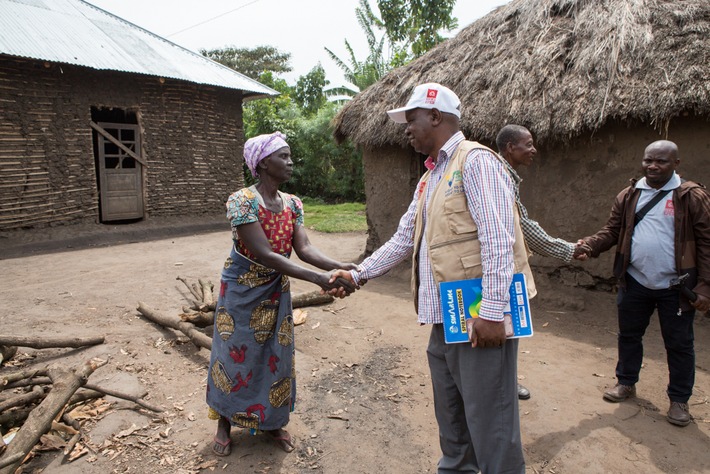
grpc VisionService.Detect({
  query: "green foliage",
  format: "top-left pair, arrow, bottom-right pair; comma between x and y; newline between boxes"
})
325,0 -> 458,100
378,0 -> 458,57
301,197 -> 367,233
200,45 -> 292,80
284,103 -> 365,202
202,45 -> 364,202
325,0 -> 389,99
240,73 -> 364,202
293,65 -> 329,117
243,72 -> 297,138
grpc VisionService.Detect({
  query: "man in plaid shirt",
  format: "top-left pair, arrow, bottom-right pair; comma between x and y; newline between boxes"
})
495,124 -> 591,400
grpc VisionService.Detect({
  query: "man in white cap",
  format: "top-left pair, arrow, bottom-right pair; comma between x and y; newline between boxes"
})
332,83 -> 530,473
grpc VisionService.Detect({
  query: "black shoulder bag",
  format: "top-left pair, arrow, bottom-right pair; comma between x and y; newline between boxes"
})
634,189 -> 672,226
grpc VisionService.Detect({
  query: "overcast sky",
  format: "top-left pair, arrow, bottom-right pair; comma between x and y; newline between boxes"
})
87,0 -> 511,87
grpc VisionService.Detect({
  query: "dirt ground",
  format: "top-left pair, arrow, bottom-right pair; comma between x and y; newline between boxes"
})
0,218 -> 709,474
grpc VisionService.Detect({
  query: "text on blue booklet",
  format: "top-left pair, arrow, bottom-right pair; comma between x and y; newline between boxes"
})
439,273 -> 533,344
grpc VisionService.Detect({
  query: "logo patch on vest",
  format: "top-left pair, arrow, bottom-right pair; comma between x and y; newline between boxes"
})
445,170 -> 464,196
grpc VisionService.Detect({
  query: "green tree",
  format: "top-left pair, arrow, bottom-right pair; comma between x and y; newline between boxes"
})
377,0 -> 458,57
325,0 -> 388,99
293,65 -> 329,117
325,0 -> 458,99
200,45 -> 292,80
287,103 -> 364,202
201,44 -> 364,202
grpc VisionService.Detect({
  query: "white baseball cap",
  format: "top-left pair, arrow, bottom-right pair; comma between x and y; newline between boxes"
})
387,83 -> 461,123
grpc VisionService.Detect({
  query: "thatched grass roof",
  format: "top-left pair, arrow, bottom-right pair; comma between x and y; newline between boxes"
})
334,0 -> 710,147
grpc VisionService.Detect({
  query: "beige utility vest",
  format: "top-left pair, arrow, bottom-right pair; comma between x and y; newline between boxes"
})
411,140 -> 536,313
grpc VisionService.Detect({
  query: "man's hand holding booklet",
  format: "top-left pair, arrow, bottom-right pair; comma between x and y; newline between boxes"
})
439,273 -> 533,345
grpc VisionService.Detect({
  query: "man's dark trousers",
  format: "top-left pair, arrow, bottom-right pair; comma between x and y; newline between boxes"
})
616,274 -> 695,402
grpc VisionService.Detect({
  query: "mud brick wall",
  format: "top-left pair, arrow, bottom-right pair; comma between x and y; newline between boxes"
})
0,56 -> 245,230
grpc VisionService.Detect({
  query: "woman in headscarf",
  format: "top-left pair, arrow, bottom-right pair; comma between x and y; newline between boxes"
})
206,132 -> 358,456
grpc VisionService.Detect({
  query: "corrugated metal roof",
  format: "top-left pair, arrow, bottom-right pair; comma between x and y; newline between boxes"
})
0,0 -> 278,98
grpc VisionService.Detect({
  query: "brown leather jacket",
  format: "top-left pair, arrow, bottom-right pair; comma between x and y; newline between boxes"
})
582,179 -> 710,311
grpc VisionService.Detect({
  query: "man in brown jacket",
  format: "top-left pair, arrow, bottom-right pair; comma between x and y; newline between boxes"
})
581,140 -> 710,426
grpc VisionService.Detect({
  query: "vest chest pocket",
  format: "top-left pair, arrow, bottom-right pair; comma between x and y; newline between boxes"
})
444,194 -> 477,234
460,253 -> 483,279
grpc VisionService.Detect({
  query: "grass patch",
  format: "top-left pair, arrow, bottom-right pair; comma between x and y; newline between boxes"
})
301,197 -> 367,233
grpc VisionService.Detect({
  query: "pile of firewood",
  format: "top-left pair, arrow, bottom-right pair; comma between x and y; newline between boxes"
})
0,276 -> 333,473
0,335 -> 162,473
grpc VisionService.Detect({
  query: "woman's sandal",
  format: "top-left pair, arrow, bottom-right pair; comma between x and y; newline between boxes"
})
212,436 -> 232,456
267,430 -> 295,453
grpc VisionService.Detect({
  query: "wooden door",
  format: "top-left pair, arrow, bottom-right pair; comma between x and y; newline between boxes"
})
94,122 -> 144,221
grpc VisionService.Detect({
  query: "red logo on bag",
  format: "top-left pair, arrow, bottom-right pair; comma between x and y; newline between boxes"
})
425,89 -> 437,104
664,199 -> 674,216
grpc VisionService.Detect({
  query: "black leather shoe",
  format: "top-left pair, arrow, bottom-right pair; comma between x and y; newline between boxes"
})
667,402 -> 691,426
517,383 -> 530,400
603,383 -> 636,402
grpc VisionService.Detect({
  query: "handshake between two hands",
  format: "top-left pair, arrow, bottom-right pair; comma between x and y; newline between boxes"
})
319,264 -> 364,299
573,240 -> 592,261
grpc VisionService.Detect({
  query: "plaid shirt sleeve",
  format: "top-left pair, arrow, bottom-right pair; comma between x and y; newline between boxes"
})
517,200 -> 575,262
464,149 -> 516,322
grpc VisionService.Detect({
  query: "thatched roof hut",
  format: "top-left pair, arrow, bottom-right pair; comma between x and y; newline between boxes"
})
334,0 -> 710,283
335,0 -> 710,147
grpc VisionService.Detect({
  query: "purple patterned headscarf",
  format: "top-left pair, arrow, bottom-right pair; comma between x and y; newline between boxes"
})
243,132 -> 289,178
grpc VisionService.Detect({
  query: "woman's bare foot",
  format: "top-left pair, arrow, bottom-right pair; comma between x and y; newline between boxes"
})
267,428 -> 294,453
212,416 -> 232,456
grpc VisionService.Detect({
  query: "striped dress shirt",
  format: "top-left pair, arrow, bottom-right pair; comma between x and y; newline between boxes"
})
353,132 -> 516,324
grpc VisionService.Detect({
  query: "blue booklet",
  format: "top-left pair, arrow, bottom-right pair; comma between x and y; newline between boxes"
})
440,273 -> 533,344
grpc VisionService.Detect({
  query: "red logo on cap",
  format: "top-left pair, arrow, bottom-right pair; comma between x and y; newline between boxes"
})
425,89 -> 437,104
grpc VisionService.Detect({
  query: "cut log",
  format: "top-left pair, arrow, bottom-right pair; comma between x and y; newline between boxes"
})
292,291 -> 335,308
137,302 -> 212,350
179,311 -> 214,328
0,336 -> 104,350
62,431 -> 82,459
0,358 -> 106,474
199,279 -> 214,305
1,368 -> 48,391
0,453 -> 24,470
188,299 -> 212,313
176,276 -> 203,301
61,412 -> 81,459
0,346 -> 17,365
0,407 -> 33,428
0,385 -> 45,413
191,283 -> 204,301
3,376 -> 51,390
